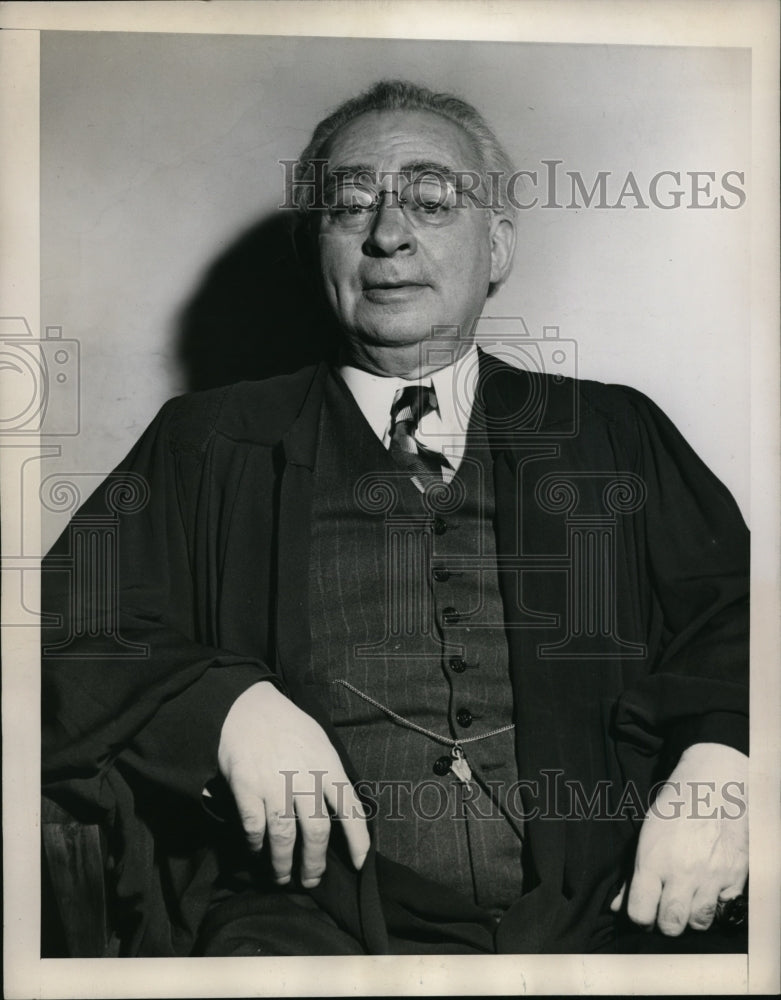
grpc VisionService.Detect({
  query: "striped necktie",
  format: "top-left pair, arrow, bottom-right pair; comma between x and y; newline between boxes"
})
389,384 -> 451,492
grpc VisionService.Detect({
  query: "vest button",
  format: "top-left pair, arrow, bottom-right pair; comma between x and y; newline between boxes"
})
433,568 -> 450,583
442,606 -> 459,625
433,517 -> 447,535
449,657 -> 466,673
433,755 -> 452,776
456,708 -> 473,727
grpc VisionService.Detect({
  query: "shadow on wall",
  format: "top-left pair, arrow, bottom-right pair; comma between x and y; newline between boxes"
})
175,212 -> 340,391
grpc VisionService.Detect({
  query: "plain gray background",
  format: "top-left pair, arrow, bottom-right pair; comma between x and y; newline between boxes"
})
40,31 -> 751,549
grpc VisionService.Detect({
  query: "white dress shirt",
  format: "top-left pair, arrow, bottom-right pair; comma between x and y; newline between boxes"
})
337,345 -> 480,481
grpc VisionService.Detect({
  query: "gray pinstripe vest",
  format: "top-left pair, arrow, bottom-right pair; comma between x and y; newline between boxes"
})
307,370 -> 523,914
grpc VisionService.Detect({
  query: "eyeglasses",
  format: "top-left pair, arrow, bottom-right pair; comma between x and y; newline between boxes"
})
320,174 -> 466,232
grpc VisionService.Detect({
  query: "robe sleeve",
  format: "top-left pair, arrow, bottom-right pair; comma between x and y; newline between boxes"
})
610,385 -> 749,763
41,391 -> 276,809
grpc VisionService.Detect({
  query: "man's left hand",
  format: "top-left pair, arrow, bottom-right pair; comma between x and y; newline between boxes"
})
610,742 -> 748,935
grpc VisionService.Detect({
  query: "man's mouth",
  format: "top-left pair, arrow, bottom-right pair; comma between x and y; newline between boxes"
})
362,280 -> 429,302
363,280 -> 427,289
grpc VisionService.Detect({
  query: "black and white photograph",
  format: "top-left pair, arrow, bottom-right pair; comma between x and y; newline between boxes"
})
1,1 -> 778,996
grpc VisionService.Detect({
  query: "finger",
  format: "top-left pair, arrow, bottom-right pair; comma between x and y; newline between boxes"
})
324,775 -> 370,870
625,868 -> 663,929
688,880 -> 722,931
296,797 -> 332,889
265,804 -> 298,884
231,780 -> 268,853
656,879 -> 697,937
610,882 -> 626,913
718,875 -> 748,902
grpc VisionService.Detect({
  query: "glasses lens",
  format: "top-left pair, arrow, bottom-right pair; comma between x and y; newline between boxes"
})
322,175 -> 460,229
326,184 -> 376,228
403,175 -> 457,224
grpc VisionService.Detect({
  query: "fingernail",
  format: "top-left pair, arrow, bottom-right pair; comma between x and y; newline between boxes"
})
301,877 -> 320,889
274,875 -> 292,885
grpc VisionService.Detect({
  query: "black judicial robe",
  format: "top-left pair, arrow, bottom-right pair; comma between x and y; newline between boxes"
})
41,352 -> 749,955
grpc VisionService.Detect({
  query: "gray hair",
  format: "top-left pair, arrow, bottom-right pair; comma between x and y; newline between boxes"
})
292,79 -> 518,226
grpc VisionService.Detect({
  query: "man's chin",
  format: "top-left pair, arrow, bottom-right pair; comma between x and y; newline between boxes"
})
355,302 -> 450,338
351,323 -> 442,350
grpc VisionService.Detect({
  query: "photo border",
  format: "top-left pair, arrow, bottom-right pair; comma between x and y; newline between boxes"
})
2,2 -> 778,996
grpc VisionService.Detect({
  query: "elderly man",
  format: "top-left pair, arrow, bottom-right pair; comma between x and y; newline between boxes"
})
42,81 -> 749,956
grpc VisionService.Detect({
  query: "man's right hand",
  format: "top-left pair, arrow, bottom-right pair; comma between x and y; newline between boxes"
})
217,682 -> 369,888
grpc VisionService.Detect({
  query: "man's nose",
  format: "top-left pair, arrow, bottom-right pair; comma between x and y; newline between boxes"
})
363,198 -> 417,257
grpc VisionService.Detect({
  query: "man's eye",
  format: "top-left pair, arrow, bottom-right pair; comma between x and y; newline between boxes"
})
327,204 -> 371,224
331,187 -> 375,210
405,178 -> 456,215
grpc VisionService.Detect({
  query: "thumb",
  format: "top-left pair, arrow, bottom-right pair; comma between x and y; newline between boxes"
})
610,881 -> 626,913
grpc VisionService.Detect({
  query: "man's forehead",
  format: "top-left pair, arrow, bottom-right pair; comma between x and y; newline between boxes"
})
322,109 -> 481,175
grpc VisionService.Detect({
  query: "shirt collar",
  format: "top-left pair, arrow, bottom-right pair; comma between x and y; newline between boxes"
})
337,344 -> 479,449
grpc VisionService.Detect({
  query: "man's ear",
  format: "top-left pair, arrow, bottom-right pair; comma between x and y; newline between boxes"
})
488,216 -> 516,289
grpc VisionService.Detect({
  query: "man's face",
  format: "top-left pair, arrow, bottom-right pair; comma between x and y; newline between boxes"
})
314,110 -> 514,371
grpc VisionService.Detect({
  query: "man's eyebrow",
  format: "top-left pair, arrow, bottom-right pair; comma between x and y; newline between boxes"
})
324,163 -> 377,183
324,160 -> 461,183
400,160 -> 456,177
